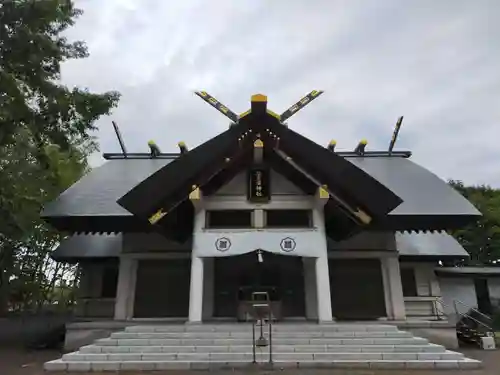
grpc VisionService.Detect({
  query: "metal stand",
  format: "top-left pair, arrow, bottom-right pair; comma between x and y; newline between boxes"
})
250,292 -> 273,366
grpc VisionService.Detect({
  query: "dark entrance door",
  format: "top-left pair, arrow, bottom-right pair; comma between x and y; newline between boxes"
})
213,252 -> 305,318
133,259 -> 191,318
329,259 -> 386,320
474,278 -> 492,315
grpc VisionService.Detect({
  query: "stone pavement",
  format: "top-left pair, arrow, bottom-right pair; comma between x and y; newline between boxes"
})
0,346 -> 498,375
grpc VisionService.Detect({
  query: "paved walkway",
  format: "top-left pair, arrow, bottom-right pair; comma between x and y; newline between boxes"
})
0,347 -> 497,375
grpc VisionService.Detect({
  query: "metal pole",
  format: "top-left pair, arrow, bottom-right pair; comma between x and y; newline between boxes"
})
111,121 -> 128,157
388,116 -> 403,155
252,321 -> 256,363
268,309 -> 273,364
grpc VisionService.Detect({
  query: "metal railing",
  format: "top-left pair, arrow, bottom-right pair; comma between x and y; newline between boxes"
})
433,298 -> 493,333
250,292 -> 273,366
453,299 -> 493,323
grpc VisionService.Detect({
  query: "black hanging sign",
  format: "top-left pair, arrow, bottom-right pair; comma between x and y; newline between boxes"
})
248,167 -> 270,202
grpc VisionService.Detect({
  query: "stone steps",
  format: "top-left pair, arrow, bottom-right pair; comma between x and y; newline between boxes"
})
44,358 -> 482,371
95,337 -> 430,346
111,331 -> 413,339
124,324 -> 399,332
61,350 -> 465,361
80,343 -> 446,354
44,323 -> 482,371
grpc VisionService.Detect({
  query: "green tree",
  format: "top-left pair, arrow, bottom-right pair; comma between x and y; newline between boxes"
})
0,0 -> 120,314
449,180 -> 500,266
0,0 -> 119,151
0,129 -> 95,313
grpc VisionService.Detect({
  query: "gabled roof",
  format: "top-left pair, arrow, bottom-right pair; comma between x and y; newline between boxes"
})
42,155 -> 480,235
41,93 -> 481,239
116,99 -> 404,241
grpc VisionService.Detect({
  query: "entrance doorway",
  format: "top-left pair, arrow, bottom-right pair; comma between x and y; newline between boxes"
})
133,259 -> 191,318
213,251 -> 305,319
329,259 -> 386,320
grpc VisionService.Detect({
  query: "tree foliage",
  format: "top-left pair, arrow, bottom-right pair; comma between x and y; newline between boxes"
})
0,0 -> 120,314
0,0 -> 120,151
449,180 -> 500,266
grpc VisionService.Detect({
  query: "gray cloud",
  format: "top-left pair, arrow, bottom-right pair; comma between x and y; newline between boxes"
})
63,0 -> 500,186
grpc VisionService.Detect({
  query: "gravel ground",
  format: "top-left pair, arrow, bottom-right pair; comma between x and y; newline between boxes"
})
0,347 -> 497,375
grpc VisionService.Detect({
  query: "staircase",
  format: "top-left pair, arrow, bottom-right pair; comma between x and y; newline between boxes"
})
44,323 -> 481,371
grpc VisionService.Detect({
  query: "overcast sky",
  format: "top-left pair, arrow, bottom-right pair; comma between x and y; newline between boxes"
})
61,0 -> 499,187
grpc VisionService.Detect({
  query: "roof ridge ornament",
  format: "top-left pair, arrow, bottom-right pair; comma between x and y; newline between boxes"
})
194,90 -> 324,125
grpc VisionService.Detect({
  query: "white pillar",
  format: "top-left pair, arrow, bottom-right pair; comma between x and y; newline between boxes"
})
114,257 -> 137,320
315,255 -> 333,322
202,258 -> 214,320
382,256 -> 406,320
188,255 -> 204,323
311,207 -> 333,322
303,258 -> 318,320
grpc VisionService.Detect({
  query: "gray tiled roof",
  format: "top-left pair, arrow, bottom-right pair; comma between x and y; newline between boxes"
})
348,157 -> 480,216
42,159 -> 172,217
42,156 -> 480,219
395,231 -> 469,258
51,233 -> 123,262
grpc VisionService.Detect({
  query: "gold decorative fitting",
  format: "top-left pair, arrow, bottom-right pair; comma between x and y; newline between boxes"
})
354,209 -> 372,224
225,157 -> 230,162
254,139 -> 264,148
178,141 -> 186,147
251,94 -> 267,102
329,140 -> 337,145
149,209 -> 167,224
318,185 -> 329,199
147,140 -> 156,146
267,109 -> 281,119
189,186 -> 201,200
360,139 -> 368,145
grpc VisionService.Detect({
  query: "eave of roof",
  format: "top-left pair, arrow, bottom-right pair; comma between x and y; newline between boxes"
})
51,233 -> 123,263
436,267 -> 500,277
395,231 -> 469,259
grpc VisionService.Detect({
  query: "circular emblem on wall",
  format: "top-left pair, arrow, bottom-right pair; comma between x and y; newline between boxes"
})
215,237 -> 231,252
280,237 -> 296,252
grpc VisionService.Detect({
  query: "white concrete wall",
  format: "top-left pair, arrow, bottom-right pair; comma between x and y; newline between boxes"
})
439,277 -> 478,315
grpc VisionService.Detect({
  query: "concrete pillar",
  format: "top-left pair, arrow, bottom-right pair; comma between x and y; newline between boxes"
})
382,256 -> 406,320
202,258 -> 214,320
114,257 -> 137,320
315,255 -> 333,322
303,258 -> 318,320
188,255 -> 204,322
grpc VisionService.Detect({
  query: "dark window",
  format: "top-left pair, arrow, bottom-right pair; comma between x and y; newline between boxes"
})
265,210 -> 312,228
206,210 -> 253,228
401,268 -> 418,297
101,266 -> 119,298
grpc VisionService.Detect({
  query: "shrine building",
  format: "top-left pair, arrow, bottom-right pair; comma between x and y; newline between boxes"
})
42,92 -> 481,324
